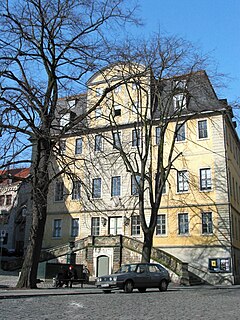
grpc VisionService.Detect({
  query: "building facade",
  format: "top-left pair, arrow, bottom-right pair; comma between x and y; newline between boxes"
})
43,64 -> 240,285
0,168 -> 31,257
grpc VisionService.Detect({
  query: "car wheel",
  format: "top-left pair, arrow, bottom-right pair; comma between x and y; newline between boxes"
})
138,288 -> 146,293
159,279 -> 168,292
103,290 -> 111,294
124,280 -> 134,293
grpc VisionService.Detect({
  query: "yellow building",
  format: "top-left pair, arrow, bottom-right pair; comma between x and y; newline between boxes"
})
43,64 -> 240,285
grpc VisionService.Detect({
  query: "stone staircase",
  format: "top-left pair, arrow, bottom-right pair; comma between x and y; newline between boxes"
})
40,235 -> 207,285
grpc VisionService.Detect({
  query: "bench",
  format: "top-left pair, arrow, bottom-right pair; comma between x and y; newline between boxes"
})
53,277 -> 88,288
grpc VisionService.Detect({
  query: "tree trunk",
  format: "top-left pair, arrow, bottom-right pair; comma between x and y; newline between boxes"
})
16,138 -> 50,288
141,229 -> 154,263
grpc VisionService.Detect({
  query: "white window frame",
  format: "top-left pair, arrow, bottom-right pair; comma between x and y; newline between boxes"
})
200,168 -> 212,191
177,170 -> 189,193
131,215 -> 141,236
156,127 -> 161,145
91,217 -> 100,236
202,212 -> 213,234
173,94 -> 186,110
95,107 -> 102,119
114,104 -> 121,116
198,119 -> 208,139
178,213 -> 189,235
156,214 -> 166,235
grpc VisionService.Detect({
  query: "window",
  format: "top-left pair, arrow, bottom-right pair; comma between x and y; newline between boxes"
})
200,168 -> 212,191
91,217 -> 100,236
55,181 -> 64,201
198,119 -> 208,139
131,215 -> 141,236
6,195 -> 12,206
71,218 -> 79,237
60,112 -> 70,127
131,175 -> 140,196
96,88 -> 103,96
156,127 -> 161,145
173,94 -> 186,110
156,214 -> 166,235
176,123 -> 186,142
111,176 -> 121,197
209,258 -> 231,273
59,140 -> 66,154
75,138 -> 82,155
95,107 -> 102,119
202,212 -> 213,234
113,132 -> 121,149
72,180 -> 81,200
177,170 -> 189,192
53,219 -> 62,238
114,104 -> 121,116
92,178 -> 101,198
132,101 -> 139,113
132,129 -> 140,147
115,86 -> 121,94
0,195 -> 5,206
178,213 -> 189,235
94,135 -> 103,152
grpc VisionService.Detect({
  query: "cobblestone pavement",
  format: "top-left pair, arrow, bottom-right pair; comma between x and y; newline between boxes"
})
1,270 -> 240,320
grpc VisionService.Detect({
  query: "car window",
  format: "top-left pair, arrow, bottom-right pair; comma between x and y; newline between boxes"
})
136,265 -> 146,273
149,265 -> 161,273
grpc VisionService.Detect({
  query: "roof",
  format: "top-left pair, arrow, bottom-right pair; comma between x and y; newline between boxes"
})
0,168 -> 30,185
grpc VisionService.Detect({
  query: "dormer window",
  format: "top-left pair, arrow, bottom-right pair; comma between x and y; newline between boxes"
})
114,104 -> 121,117
175,80 -> 187,90
60,112 -> 70,127
173,94 -> 186,110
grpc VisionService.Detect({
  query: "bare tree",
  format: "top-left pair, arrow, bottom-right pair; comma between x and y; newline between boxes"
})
0,0 -> 139,288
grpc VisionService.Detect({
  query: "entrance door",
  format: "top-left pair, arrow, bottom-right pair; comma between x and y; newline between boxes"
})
109,216 -> 123,235
97,255 -> 109,276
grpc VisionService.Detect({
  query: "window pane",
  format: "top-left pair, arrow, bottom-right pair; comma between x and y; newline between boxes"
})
156,214 -> 166,235
198,120 -> 208,139
113,132 -> 121,149
202,212 -> 213,234
176,123 -> 186,141
53,219 -> 62,238
200,168 -> 212,191
91,217 -> 100,235
92,178 -> 101,198
177,170 -> 189,192
72,180 -> 81,200
156,127 -> 161,145
55,181 -> 64,201
75,138 -> 82,155
132,129 -> 140,147
178,213 -> 189,234
111,176 -> 121,197
71,218 -> 79,237
131,175 -> 140,196
95,135 -> 102,151
131,215 -> 140,235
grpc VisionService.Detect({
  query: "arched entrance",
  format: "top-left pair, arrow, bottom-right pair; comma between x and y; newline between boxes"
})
97,255 -> 109,277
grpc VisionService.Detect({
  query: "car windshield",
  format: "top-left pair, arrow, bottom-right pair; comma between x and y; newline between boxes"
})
117,264 -> 137,273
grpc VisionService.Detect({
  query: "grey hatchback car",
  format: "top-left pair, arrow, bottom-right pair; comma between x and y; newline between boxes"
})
95,262 -> 171,293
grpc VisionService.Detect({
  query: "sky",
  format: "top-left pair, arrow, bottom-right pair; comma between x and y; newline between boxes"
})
132,0 -> 240,105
